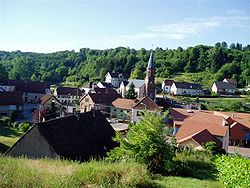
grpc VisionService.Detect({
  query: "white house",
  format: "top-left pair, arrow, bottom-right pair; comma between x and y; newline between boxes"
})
104,72 -> 129,88
170,82 -> 203,96
162,79 -> 174,93
212,81 -> 236,95
119,79 -> 146,98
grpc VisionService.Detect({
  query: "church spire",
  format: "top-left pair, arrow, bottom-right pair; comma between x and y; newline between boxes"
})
147,50 -> 155,69
145,49 -> 156,101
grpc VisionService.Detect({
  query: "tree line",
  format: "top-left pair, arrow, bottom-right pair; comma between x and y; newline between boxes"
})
0,42 -> 249,88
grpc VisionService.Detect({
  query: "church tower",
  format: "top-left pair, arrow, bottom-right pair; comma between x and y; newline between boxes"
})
145,50 -> 156,101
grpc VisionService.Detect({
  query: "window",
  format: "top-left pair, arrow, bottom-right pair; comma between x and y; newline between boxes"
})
113,109 -> 117,111
35,96 -> 37,99
85,98 -> 89,102
120,110 -> 123,112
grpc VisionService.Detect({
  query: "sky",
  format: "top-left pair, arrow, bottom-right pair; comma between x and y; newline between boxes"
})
0,0 -> 250,53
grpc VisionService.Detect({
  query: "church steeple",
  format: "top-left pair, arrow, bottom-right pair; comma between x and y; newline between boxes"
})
145,49 -> 156,101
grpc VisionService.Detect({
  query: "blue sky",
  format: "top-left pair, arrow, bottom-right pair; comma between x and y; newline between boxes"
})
0,0 -> 249,52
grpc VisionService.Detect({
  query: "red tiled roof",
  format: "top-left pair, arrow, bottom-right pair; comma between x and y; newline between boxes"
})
133,96 -> 161,111
56,87 -> 84,96
176,111 -> 229,140
170,108 -> 198,121
39,94 -> 61,105
112,98 -> 134,110
0,91 -> 23,106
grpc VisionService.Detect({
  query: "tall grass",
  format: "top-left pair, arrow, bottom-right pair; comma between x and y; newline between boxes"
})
0,156 -> 154,188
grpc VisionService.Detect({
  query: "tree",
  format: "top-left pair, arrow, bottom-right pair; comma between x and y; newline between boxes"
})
125,83 -> 137,99
0,63 -> 8,81
9,57 -> 35,80
230,43 -> 236,49
107,112 -> 176,173
130,68 -> 144,79
221,41 -> 228,49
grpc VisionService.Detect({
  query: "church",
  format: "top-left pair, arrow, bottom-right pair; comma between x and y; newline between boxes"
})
145,50 -> 156,101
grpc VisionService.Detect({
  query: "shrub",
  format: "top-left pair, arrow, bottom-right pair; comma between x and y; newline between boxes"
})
18,122 -> 31,132
172,148 -> 215,180
107,112 -> 176,174
214,155 -> 250,188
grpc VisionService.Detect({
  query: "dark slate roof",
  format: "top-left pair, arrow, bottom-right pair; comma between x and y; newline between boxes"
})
223,78 -> 237,85
215,81 -> 236,90
86,88 -> 121,105
147,50 -> 155,69
37,110 -> 117,161
56,87 -> 84,96
0,91 -> 23,106
5,80 -> 50,94
174,82 -> 202,90
164,79 -> 174,86
99,82 -> 114,88
108,72 -> 129,79
127,79 -> 145,88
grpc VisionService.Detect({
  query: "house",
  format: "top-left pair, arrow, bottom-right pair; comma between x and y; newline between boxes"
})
81,82 -> 95,93
39,94 -> 62,110
111,96 -> 161,123
212,81 -> 236,95
2,80 -> 51,103
104,72 -> 129,88
119,79 -> 146,98
162,79 -> 174,93
80,88 -> 121,114
170,82 -> 203,96
54,87 -> 84,104
5,110 -> 117,161
0,92 -> 23,116
171,108 -> 250,151
176,111 -> 230,151
223,78 -> 237,86
97,82 -> 114,89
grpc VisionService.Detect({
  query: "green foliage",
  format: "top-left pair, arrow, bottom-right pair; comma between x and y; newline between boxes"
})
214,155 -> 250,188
107,112 -> 176,174
0,63 -> 8,81
172,148 -> 215,180
1,43 -> 249,87
18,122 -> 31,132
0,156 -> 154,188
125,82 -> 137,99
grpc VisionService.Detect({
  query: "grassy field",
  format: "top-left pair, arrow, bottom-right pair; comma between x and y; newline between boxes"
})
0,156 -> 224,188
0,126 -> 23,147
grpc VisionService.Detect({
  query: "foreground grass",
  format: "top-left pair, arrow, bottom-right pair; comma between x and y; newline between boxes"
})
0,126 -> 23,147
0,156 -> 224,188
155,176 -> 223,188
0,156 -> 153,188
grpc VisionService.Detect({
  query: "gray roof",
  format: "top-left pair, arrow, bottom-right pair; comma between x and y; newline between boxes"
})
174,82 -> 202,90
127,79 -> 145,88
214,81 -> 236,90
147,50 -> 155,69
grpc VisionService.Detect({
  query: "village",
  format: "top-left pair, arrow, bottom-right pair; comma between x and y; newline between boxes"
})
0,50 -> 249,160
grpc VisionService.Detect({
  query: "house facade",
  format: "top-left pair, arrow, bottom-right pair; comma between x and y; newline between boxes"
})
110,96 -> 161,123
80,88 -> 121,114
170,82 -> 203,96
119,79 -> 146,98
212,81 -> 236,95
162,79 -> 174,93
104,72 -> 129,88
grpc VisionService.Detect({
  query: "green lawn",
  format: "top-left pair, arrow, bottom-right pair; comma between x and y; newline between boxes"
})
0,126 -> 23,147
155,176 -> 223,188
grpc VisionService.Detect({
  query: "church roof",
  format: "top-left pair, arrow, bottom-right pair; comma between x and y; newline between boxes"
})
147,50 -> 155,69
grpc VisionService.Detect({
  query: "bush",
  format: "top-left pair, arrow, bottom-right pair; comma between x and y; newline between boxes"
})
214,155 -> 250,188
107,112 -> 176,174
0,116 -> 11,127
172,148 -> 215,180
18,122 -> 31,132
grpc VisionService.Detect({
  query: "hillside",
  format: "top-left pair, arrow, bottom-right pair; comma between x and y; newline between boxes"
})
0,43 -> 250,89
0,156 -> 223,188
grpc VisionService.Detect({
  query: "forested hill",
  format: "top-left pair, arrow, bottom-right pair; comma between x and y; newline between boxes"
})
0,42 -> 250,88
